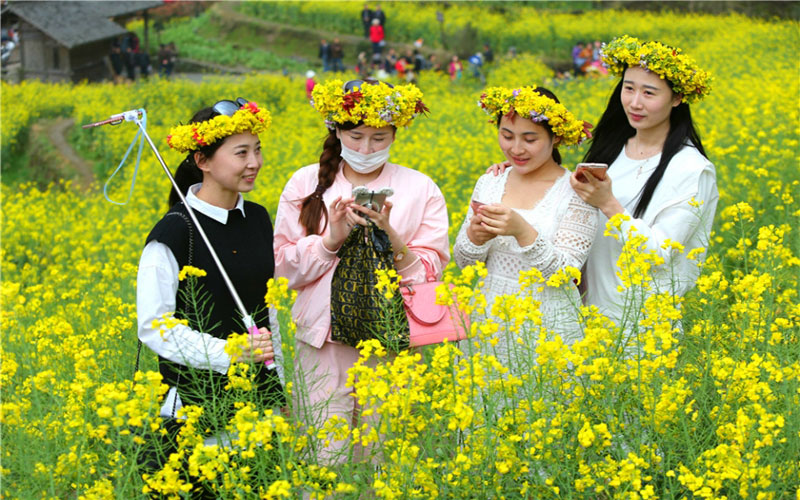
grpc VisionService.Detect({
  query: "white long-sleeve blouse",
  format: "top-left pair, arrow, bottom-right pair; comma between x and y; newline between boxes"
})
454,167 -> 599,363
584,144 -> 719,327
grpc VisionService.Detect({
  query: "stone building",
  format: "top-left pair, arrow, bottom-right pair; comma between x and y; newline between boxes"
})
1,1 -> 162,83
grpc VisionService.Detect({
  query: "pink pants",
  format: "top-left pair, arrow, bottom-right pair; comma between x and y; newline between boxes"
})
294,340 -> 365,465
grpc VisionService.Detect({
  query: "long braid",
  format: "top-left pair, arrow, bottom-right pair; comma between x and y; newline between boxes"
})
299,129 -> 342,235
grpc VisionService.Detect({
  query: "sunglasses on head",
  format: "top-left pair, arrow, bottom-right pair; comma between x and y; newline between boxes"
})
212,97 -> 249,117
343,79 -> 394,92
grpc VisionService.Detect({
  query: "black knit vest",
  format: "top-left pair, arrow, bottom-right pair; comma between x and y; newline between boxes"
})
145,201 -> 284,424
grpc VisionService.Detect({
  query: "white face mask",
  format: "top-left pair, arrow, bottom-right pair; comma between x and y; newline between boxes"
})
340,141 -> 391,174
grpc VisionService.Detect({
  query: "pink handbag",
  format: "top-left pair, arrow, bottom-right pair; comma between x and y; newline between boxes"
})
400,263 -> 470,347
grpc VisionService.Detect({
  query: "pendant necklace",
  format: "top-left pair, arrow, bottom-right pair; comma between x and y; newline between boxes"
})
630,137 -> 660,179
636,157 -> 653,179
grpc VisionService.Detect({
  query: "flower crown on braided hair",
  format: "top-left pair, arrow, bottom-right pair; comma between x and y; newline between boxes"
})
166,101 -> 272,153
600,35 -> 712,103
478,86 -> 590,146
311,79 -> 429,129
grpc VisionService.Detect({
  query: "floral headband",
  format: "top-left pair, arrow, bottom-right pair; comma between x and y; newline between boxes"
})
600,35 -> 712,103
311,79 -> 429,129
166,100 -> 272,154
478,86 -> 589,146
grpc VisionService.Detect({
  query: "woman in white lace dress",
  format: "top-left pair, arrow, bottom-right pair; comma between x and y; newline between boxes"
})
454,86 -> 597,367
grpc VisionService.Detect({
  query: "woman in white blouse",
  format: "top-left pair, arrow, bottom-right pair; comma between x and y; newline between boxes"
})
454,86 -> 596,367
569,36 -> 719,334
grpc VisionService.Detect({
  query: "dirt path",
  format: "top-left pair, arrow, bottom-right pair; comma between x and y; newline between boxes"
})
179,58 -> 254,76
214,2 -> 368,48
43,117 -> 94,190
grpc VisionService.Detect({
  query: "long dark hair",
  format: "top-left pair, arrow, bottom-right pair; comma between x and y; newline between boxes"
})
582,71 -> 707,218
496,86 -> 563,165
168,107 -> 228,207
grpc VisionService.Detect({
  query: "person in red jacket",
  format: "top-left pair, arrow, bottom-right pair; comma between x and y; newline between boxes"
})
370,18 -> 384,56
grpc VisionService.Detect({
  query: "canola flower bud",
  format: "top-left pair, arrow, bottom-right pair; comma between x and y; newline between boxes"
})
720,201 -> 755,223
178,265 -> 207,281
374,268 -> 401,300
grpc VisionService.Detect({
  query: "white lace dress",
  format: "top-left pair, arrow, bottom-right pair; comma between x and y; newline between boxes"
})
453,168 -> 598,366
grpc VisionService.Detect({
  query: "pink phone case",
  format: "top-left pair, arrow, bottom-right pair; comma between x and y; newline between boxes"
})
575,163 -> 608,182
470,200 -> 485,213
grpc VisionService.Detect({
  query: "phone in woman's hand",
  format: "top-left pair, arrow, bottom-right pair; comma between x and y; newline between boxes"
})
575,162 -> 609,182
352,186 -> 394,212
470,200 -> 486,213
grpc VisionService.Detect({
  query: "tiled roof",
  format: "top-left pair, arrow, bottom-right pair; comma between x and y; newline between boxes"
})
6,1 -> 162,48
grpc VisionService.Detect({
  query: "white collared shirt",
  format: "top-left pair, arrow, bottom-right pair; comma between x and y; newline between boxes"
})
137,184 -> 245,417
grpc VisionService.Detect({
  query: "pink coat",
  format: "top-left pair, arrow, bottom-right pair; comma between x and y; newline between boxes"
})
305,78 -> 316,99
274,162 -> 450,348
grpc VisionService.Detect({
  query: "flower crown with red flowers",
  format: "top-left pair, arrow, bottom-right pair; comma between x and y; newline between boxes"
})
311,79 -> 428,129
166,101 -> 272,154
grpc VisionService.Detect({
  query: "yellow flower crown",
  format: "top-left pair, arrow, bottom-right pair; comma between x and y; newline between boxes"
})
311,79 -> 428,129
166,102 -> 272,154
600,35 -> 712,103
478,86 -> 589,146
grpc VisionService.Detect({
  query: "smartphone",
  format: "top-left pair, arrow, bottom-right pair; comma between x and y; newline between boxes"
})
470,200 -> 486,213
575,162 -> 609,182
352,186 -> 393,212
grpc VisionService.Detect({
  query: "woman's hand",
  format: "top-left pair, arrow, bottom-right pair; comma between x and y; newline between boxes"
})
582,120 -> 594,140
235,327 -> 274,364
569,170 -> 624,218
349,200 -> 395,233
478,204 -> 538,246
466,208 -> 496,246
322,196 -> 354,251
350,201 -> 413,266
485,160 -> 512,176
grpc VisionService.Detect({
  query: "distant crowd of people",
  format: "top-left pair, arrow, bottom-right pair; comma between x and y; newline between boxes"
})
361,3 -> 387,40
109,33 -> 178,83
572,40 -> 608,76
460,43 -> 494,83
319,3 -> 392,77
358,44 -> 434,84
321,4 -> 489,85
319,37 -> 431,84
316,5 -> 496,89
318,38 -> 346,73
312,39 -> 494,91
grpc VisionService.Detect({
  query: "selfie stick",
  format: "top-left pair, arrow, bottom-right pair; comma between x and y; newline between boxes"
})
83,109 -> 275,369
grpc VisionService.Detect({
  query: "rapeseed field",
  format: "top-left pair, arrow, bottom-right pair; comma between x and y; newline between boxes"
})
1,7 -> 798,499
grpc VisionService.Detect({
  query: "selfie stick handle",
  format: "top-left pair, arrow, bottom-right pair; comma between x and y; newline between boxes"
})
132,117 -> 275,369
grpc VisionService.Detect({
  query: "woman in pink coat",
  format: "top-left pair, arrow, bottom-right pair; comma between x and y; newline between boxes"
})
273,79 -> 449,464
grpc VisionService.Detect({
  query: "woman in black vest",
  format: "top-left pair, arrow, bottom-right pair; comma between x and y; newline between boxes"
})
135,99 -> 284,476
